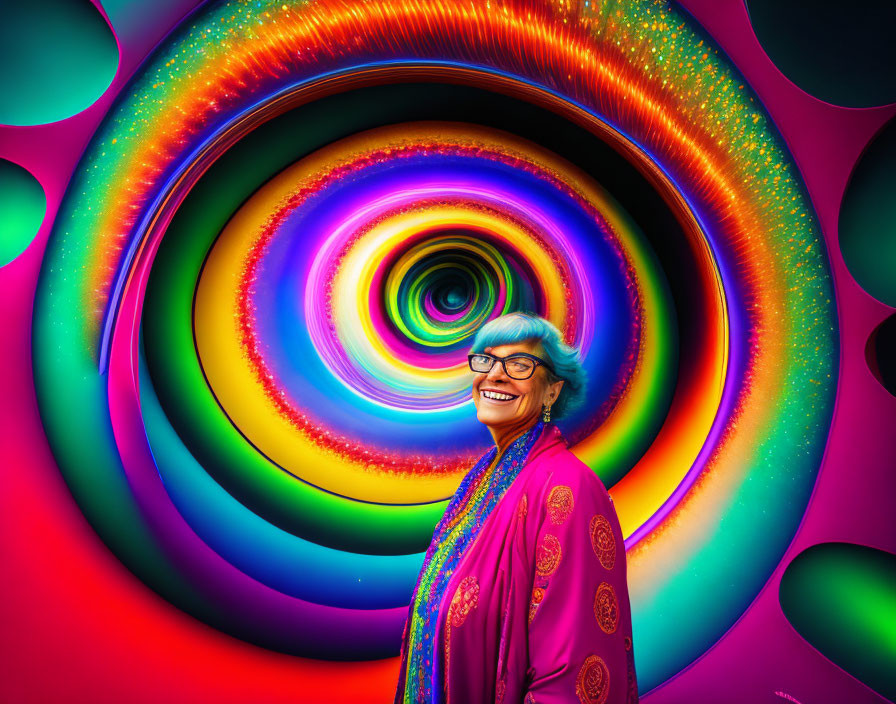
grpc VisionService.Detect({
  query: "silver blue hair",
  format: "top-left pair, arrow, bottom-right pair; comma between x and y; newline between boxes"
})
469,312 -> 587,420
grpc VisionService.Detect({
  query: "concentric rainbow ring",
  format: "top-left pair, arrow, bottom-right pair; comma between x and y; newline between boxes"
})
194,123 -> 642,502
33,0 -> 837,690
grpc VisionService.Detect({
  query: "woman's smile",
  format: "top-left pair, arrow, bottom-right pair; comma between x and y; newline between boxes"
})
479,389 -> 519,402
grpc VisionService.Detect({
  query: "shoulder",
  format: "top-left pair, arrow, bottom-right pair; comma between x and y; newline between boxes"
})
521,443 -> 614,529
526,442 -> 609,497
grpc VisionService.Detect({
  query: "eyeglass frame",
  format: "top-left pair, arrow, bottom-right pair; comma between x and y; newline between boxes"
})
467,352 -> 556,380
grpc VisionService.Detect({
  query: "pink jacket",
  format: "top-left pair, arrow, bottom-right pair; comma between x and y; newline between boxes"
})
397,423 -> 637,703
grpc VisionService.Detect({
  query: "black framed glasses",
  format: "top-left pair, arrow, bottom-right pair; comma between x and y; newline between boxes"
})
467,352 -> 555,380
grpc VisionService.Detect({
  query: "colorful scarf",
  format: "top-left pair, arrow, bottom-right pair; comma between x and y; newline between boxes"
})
398,420 -> 546,704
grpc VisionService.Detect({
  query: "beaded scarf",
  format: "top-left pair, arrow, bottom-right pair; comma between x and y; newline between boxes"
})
398,420 -> 546,704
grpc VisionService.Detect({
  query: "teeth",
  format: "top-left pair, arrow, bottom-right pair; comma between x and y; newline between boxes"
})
482,390 -> 515,401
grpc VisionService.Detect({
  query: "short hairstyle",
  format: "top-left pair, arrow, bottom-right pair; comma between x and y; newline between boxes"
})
469,312 -> 587,420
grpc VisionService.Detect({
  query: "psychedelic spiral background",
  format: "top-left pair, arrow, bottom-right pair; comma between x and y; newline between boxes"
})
2,0 -> 895,702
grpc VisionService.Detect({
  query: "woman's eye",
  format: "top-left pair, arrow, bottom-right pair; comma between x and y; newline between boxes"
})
471,355 -> 492,369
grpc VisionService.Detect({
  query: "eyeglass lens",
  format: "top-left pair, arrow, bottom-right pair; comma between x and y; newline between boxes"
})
469,354 -> 535,379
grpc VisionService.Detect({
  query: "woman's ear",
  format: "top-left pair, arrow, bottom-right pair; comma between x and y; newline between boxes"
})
547,379 -> 564,406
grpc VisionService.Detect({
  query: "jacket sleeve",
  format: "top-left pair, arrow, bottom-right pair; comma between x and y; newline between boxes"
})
524,463 -> 638,704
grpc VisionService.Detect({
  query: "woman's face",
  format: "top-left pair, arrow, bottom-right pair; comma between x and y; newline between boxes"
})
471,338 -> 565,432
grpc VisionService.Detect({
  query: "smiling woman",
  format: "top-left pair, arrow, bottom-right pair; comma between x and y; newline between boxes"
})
395,312 -> 637,704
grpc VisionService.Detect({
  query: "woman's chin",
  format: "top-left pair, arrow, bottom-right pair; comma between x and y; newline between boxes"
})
476,409 -> 534,430
476,409 -> 511,427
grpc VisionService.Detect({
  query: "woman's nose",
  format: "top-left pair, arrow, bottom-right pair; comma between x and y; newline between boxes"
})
486,361 -> 508,381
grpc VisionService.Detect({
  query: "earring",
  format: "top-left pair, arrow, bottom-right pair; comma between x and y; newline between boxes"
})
542,404 -> 551,423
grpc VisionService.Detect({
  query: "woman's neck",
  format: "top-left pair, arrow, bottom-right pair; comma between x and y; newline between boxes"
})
490,417 -> 542,456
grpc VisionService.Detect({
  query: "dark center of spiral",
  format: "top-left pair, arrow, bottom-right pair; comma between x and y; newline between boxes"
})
433,277 -> 470,313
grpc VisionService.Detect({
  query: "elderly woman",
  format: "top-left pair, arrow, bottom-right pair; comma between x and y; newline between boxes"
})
394,312 -> 637,704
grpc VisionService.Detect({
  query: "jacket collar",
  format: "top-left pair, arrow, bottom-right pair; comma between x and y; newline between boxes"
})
526,423 -> 567,464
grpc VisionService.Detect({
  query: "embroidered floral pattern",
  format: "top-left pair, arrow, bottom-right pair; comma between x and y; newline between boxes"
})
448,576 -> 479,627
528,585 -> 546,625
535,533 -> 562,576
546,485 -> 574,525
524,694 -> 536,704
495,677 -> 506,704
593,582 -> 618,634
589,514 -> 616,570
575,654 -> 611,704
518,494 -> 528,520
